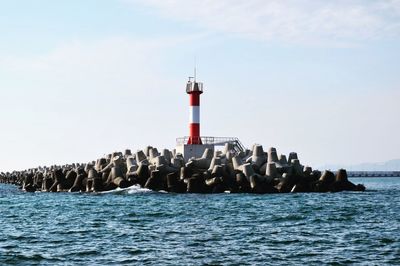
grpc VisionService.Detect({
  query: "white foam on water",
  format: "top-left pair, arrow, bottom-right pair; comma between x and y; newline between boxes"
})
126,185 -> 152,194
96,184 -> 152,194
98,186 -> 132,194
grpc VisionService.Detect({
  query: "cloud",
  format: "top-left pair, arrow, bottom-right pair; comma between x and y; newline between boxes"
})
3,36 -> 184,83
129,0 -> 400,45
0,34 -> 205,104
0,35 -> 195,171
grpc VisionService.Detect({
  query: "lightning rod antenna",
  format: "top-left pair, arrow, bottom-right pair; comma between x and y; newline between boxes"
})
194,56 -> 197,82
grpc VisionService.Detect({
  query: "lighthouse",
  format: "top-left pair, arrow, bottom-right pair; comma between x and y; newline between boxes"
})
186,76 -> 203,145
176,72 -> 245,161
176,73 -> 214,161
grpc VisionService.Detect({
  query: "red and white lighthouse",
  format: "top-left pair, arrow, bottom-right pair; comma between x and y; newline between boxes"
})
176,73 -> 244,161
186,76 -> 203,145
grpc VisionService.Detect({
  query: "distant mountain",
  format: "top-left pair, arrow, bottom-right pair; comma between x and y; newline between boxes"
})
318,159 -> 400,171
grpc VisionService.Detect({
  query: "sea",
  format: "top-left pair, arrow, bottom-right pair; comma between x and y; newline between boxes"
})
0,177 -> 399,265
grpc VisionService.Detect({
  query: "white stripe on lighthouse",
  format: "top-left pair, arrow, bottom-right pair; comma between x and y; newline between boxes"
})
189,106 -> 200,124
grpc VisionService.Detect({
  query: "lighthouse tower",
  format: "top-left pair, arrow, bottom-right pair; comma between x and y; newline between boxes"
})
176,73 -> 214,161
187,76 -> 203,145
176,72 -> 245,161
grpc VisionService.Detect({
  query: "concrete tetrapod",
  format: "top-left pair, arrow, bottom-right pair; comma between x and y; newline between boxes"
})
251,145 -> 267,168
3,144 -> 367,195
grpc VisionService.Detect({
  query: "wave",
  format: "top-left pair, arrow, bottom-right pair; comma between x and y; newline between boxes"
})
98,185 -> 153,195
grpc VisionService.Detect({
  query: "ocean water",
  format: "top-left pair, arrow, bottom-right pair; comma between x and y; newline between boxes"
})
0,178 -> 399,265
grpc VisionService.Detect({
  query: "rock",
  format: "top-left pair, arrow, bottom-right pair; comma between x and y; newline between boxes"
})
6,144 -> 365,195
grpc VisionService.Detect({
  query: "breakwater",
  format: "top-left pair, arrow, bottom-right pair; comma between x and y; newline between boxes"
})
0,144 -> 365,193
348,171 -> 400,177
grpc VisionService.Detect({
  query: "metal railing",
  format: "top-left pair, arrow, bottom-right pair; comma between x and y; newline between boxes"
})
176,136 -> 246,153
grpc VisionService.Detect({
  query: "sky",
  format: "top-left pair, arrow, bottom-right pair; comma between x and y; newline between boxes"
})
0,0 -> 399,171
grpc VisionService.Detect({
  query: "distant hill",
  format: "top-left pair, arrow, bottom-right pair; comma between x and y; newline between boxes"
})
318,159 -> 400,171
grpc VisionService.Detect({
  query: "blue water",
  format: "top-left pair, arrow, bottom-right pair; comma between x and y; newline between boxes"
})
0,178 -> 399,265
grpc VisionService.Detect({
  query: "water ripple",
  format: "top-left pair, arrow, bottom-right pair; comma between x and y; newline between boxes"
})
0,177 -> 399,265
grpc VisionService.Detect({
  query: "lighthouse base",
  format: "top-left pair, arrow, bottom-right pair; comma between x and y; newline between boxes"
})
175,144 -> 215,162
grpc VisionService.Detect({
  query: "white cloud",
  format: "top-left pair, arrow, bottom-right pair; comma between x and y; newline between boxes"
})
0,34 -> 205,104
4,36 -> 185,84
129,0 -> 400,45
0,36 -> 195,171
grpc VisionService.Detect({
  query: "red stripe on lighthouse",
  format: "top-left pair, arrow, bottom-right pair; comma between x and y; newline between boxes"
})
189,94 -> 200,106
188,124 -> 201,144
